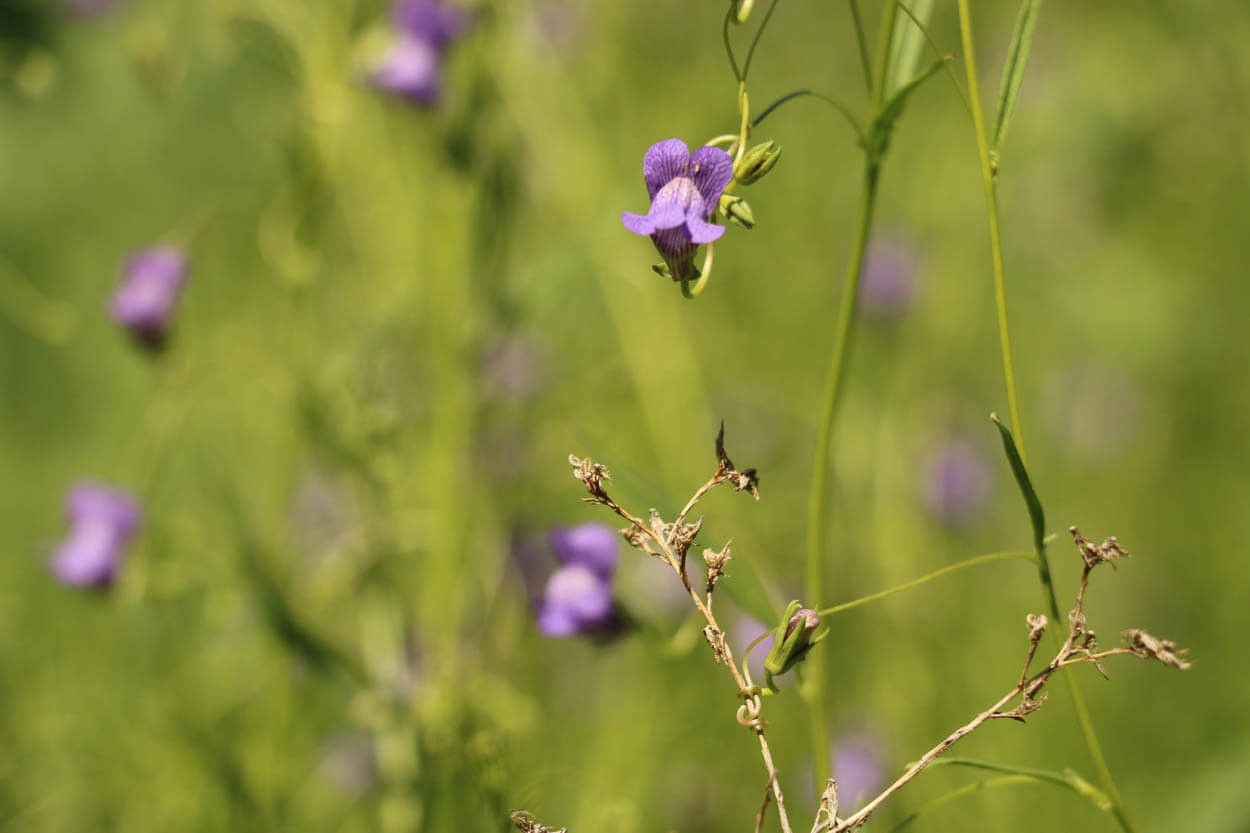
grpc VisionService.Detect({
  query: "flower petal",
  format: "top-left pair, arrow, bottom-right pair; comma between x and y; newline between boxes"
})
689,145 -> 734,210
549,522 -> 618,579
686,215 -> 725,245
642,139 -> 691,200
621,210 -> 656,236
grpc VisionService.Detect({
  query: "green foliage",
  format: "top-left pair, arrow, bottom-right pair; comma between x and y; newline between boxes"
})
0,1 -> 1244,832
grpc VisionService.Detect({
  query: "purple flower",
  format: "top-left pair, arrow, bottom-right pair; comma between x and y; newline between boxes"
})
392,0 -> 470,47
831,728 -> 886,809
622,139 -> 734,282
920,439 -> 991,527
859,236 -> 918,321
733,617 -> 774,683
110,247 -> 189,348
51,482 -> 141,588
372,0 -> 470,106
537,522 -> 619,637
65,0 -> 120,18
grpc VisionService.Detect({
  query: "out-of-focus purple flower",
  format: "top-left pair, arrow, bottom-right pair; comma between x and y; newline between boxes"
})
392,0 -> 470,47
733,617 -> 774,684
831,728 -> 886,810
537,522 -> 619,638
110,246 -> 189,348
65,0 -> 120,19
1043,363 -> 1143,461
622,139 -> 734,282
372,0 -> 470,107
481,335 -> 542,401
528,0 -> 580,53
51,482 -> 141,588
319,731 -> 377,797
920,439 -> 991,527
858,236 -> 918,321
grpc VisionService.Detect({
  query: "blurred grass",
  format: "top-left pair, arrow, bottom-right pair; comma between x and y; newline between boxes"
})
2,0 -> 1248,831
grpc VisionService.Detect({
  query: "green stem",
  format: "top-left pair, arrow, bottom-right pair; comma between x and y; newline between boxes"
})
741,0 -> 783,81
815,550 -> 1034,618
955,0 -> 1025,465
956,4 -> 1136,831
803,0 -> 900,794
849,0 -> 874,95
803,156 -> 880,790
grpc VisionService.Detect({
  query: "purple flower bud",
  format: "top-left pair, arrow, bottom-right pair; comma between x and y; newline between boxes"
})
110,246 -> 189,348
858,236 -> 917,321
622,139 -> 734,282
537,522 -> 620,638
920,439 -> 991,527
372,0 -> 470,107
51,482 -> 141,588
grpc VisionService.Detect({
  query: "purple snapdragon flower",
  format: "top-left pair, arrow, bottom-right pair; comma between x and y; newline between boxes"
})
51,482 -> 141,588
622,139 -> 734,282
536,522 -> 620,638
110,246 -> 189,348
372,0 -> 470,106
920,439 -> 991,527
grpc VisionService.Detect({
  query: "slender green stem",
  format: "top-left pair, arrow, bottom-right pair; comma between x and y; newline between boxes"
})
751,88 -> 866,144
741,0 -> 782,80
849,0 -> 874,95
956,5 -> 1135,831
955,0 -> 1025,465
803,156 -> 880,790
803,0 -> 900,794
723,5 -> 743,82
816,550 -> 1034,618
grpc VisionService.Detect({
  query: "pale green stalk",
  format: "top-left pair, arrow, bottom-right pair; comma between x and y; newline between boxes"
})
956,4 -> 1136,831
816,550 -> 1034,618
803,0 -> 899,792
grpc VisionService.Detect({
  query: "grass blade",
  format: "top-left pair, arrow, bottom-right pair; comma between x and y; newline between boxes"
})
992,0 -> 1044,155
991,413 -> 1045,550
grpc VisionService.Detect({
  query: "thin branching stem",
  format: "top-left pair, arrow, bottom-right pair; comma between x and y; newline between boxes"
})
588,473 -> 794,833
955,0 -> 1025,463
803,156 -> 880,789
956,5 -> 1137,831
723,5 -> 743,81
742,0 -> 783,81
815,550 -> 1035,618
829,562 -> 1135,832
804,0 -> 900,790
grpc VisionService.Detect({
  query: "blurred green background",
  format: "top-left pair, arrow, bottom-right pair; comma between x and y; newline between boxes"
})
2,0 -> 1247,831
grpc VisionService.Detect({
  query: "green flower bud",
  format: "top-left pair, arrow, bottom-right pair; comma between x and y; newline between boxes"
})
733,141 -> 782,185
763,600 -> 827,689
719,193 -> 755,229
734,0 -> 755,24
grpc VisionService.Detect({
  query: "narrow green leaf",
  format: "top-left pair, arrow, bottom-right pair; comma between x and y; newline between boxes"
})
885,0 -> 934,95
870,54 -> 950,155
991,413 -> 1045,550
719,554 -> 781,627
992,0 -> 1044,155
